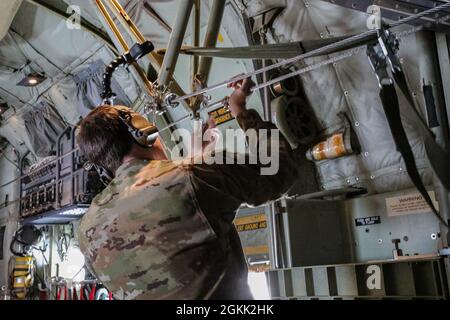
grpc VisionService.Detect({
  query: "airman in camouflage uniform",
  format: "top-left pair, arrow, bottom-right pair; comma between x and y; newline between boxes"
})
77,79 -> 299,299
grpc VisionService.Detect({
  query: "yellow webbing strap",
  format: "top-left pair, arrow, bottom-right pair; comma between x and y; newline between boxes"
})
11,256 -> 34,299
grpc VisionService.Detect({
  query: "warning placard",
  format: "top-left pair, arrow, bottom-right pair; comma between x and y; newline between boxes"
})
234,213 -> 267,232
208,106 -> 234,126
386,191 -> 439,216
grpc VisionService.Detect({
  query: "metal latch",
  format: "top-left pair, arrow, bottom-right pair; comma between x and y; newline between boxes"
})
366,24 -> 401,88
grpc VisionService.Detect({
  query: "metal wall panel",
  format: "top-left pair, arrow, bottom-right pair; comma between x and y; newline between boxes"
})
267,258 -> 449,299
344,188 -> 442,262
282,187 -> 443,267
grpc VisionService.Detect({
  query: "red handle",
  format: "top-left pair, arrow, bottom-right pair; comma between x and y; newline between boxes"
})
89,283 -> 97,301
79,286 -> 84,300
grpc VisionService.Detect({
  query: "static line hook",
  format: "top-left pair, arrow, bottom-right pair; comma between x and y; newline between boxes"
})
164,93 -> 179,108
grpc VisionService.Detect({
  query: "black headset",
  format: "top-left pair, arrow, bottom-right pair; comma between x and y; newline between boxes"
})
115,107 -> 159,148
85,42 -> 159,186
10,225 -> 46,257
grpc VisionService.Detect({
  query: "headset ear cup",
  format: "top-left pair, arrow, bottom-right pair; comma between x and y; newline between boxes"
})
129,114 -> 159,147
116,108 -> 158,147
129,113 -> 152,130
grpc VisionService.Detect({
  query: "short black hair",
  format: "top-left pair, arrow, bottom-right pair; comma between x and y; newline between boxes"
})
77,105 -> 134,174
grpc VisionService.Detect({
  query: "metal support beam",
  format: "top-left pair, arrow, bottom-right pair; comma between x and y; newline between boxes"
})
191,0 -> 200,92
94,0 -> 179,152
196,0 -> 226,86
101,0 -> 185,97
158,0 -> 194,86
259,31 -> 272,122
178,34 -> 374,59
94,0 -> 154,96
102,0 -> 162,69
257,27 -> 280,269
240,10 -> 266,115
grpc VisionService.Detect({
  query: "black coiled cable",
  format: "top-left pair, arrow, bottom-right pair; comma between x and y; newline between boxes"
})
101,56 -> 127,104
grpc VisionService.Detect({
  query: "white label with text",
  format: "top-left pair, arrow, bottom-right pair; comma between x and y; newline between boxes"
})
386,191 -> 438,216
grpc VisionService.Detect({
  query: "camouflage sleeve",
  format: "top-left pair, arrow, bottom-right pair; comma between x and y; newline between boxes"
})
189,108 -> 299,236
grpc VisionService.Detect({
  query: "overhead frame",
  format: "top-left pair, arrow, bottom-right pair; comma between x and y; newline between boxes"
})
323,0 -> 450,34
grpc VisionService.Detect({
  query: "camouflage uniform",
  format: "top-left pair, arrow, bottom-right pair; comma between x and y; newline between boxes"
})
77,109 -> 299,300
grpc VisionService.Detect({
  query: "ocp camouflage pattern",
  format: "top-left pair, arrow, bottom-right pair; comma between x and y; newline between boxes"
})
78,159 -> 226,299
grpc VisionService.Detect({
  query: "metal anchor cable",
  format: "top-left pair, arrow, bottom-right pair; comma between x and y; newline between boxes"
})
170,2 -> 450,105
251,47 -> 365,93
388,1 -> 450,28
156,26 -> 423,134
171,31 -> 377,104
156,48 -> 365,134
248,26 -> 422,93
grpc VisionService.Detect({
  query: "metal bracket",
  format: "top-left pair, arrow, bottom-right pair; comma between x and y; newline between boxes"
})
164,93 -> 180,108
123,41 -> 155,64
367,25 -> 400,87
139,84 -> 177,115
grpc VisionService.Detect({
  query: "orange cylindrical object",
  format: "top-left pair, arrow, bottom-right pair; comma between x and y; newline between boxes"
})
309,133 -> 348,161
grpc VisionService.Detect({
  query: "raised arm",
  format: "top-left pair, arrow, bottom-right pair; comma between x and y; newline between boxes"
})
188,78 -> 299,234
